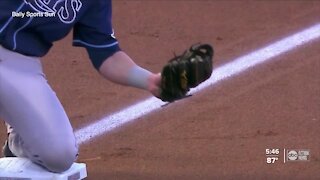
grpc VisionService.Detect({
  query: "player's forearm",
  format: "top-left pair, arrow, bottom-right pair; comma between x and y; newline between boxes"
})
98,51 -> 160,96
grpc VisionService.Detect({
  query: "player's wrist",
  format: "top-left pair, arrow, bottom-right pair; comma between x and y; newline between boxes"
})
147,73 -> 161,98
127,65 -> 152,90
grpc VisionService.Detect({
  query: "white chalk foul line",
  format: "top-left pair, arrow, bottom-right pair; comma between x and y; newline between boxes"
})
75,23 -> 320,145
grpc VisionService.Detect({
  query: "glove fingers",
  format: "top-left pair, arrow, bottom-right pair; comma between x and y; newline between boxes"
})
187,44 -> 213,88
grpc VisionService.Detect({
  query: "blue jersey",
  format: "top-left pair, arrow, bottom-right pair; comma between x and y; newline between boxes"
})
0,0 -> 120,69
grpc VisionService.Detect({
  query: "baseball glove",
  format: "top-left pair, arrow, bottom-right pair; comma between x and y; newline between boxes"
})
160,43 -> 214,102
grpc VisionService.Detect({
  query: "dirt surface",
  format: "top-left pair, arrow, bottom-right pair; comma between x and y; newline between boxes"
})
1,1 -> 320,180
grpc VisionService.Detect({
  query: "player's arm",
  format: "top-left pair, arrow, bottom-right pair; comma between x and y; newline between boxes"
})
72,1 -> 161,97
98,51 -> 161,97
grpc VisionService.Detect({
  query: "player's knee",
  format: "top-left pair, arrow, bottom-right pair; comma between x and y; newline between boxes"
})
40,143 -> 78,173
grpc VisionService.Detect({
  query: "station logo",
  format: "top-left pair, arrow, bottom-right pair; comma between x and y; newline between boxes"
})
24,0 -> 82,23
286,149 -> 310,162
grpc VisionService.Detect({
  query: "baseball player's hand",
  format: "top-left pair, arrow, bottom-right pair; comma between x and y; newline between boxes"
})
147,73 -> 161,98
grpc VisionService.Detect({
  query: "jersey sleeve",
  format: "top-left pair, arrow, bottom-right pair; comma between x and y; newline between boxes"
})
72,0 -> 120,70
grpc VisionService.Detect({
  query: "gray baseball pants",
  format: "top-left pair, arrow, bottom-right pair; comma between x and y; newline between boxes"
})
0,46 -> 78,173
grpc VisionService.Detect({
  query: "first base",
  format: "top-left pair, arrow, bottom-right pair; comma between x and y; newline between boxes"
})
0,157 -> 87,180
